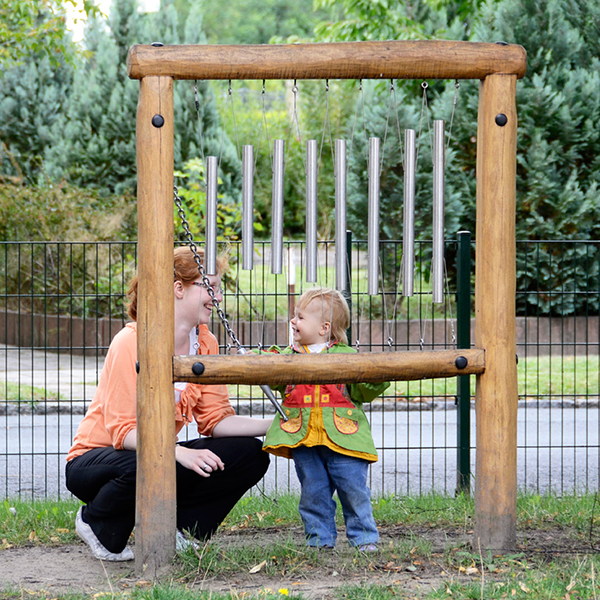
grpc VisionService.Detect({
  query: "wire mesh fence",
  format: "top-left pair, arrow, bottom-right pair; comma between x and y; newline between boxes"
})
1,238 -> 598,499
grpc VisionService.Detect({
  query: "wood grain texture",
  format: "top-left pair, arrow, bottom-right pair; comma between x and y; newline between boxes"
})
473,73 -> 519,553
173,349 -> 485,385
135,75 -> 177,575
127,41 -> 527,81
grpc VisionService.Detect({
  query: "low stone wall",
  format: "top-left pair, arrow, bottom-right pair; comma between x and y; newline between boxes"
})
1,310 -> 598,356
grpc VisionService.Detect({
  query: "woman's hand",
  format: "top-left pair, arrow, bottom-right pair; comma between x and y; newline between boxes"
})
175,445 -> 225,477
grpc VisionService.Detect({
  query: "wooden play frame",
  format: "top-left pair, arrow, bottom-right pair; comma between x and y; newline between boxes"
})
127,40 -> 527,574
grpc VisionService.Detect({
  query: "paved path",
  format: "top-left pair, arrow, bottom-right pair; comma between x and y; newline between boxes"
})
1,344 -> 103,404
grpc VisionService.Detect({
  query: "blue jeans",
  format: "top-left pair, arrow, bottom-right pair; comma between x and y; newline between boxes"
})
292,446 -> 379,547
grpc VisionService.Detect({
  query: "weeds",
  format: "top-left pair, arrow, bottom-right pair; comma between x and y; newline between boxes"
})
3,493 -> 600,599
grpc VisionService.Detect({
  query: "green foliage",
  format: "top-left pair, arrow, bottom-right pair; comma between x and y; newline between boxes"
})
1,0 -> 598,321
0,52 -> 73,184
174,158 -> 257,242
197,0 -> 327,45
0,182 -> 137,317
468,0 -> 600,315
0,0 -> 98,71
312,0 -> 489,42
0,182 -> 136,241
313,0 -> 423,42
0,0 -> 240,198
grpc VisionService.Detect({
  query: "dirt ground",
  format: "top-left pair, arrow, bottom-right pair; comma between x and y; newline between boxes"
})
0,524 -> 596,599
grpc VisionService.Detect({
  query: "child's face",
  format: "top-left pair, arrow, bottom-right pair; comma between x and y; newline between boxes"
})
290,300 -> 329,346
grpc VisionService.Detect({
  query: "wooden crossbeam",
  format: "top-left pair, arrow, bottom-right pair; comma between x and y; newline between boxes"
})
127,40 -> 527,81
173,349 -> 485,386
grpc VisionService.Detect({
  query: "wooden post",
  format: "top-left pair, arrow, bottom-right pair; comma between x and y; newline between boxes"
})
474,73 -> 519,553
135,75 -> 176,574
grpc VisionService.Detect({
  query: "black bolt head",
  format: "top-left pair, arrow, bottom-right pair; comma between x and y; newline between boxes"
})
455,356 -> 468,370
192,362 -> 205,376
495,113 -> 508,127
151,114 -> 165,128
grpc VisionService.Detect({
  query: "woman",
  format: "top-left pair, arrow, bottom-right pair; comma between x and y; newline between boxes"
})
65,247 -> 271,561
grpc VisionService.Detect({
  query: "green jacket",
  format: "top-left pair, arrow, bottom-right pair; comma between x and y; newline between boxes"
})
262,342 -> 390,461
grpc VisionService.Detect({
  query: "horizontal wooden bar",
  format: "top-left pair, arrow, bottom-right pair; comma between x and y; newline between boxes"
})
127,41 -> 527,81
173,348 -> 485,386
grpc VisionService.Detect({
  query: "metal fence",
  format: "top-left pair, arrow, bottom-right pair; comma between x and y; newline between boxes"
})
1,238 -> 599,499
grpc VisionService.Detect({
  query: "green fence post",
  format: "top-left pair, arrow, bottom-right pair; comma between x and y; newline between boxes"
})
456,230 -> 472,495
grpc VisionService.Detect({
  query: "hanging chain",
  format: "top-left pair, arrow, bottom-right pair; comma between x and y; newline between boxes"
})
174,186 -> 243,350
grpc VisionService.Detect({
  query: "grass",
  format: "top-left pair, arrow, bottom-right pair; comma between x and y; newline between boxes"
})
3,493 -> 600,599
0,380 -> 63,402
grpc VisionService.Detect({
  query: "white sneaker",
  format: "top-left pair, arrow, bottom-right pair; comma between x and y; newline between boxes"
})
75,507 -> 134,562
176,529 -> 200,552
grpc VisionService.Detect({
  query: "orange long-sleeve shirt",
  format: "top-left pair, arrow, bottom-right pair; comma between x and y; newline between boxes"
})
66,322 -> 234,461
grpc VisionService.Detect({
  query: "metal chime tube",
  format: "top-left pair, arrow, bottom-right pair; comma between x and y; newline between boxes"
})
242,145 -> 254,271
205,155 -> 218,275
306,139 -> 318,283
368,137 -> 380,296
271,139 -> 285,275
432,120 -> 445,303
403,129 -> 416,297
335,139 -> 347,291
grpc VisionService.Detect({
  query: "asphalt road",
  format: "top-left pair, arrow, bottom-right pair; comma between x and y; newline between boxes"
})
2,406 -> 598,499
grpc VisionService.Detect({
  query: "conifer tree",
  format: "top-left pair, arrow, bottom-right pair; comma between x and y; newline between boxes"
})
464,0 -> 600,315
0,54 -> 73,184
44,0 -> 240,199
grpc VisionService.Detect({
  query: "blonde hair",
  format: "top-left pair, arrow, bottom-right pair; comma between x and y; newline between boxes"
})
126,246 -> 229,321
296,287 -> 350,345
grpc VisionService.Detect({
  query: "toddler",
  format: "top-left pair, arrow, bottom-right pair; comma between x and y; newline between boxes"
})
263,288 -> 389,551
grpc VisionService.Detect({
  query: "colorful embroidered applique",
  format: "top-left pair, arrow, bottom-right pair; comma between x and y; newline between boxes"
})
280,415 -> 302,433
333,411 -> 359,434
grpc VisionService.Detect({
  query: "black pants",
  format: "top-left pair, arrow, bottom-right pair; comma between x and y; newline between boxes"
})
65,437 -> 270,553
